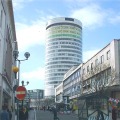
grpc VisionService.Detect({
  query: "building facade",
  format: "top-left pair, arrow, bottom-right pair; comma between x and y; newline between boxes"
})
45,17 -> 82,97
27,89 -> 44,108
0,0 -> 17,109
55,82 -> 63,103
60,39 -> 120,118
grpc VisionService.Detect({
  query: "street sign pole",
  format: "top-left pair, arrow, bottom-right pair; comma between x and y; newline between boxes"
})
22,100 -> 24,108
16,86 -> 26,112
17,99 -> 19,120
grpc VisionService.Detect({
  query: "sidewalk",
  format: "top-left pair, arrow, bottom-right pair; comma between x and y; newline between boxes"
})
28,110 -> 36,120
12,111 -> 15,120
11,110 -> 35,120
36,110 -> 79,120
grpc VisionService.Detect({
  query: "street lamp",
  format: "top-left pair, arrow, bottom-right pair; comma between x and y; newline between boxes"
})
21,80 -> 29,108
13,50 -> 30,120
21,81 -> 29,86
13,50 -> 30,85
13,50 -> 30,61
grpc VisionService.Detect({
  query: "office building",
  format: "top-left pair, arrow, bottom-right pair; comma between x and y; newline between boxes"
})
45,17 -> 82,97
27,89 -> 44,108
61,39 -> 120,119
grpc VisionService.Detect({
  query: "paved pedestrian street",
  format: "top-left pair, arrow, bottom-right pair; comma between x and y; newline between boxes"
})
35,110 -> 79,120
28,110 -> 35,120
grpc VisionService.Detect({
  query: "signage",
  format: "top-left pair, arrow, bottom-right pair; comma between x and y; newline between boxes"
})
16,86 -> 26,100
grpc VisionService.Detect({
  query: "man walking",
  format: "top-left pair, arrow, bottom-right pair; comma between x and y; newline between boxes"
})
52,106 -> 59,120
0,105 -> 9,120
19,107 -> 28,120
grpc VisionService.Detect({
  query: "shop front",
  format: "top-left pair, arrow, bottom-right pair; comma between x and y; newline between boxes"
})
78,93 -> 109,120
2,80 -> 12,109
2,91 -> 11,107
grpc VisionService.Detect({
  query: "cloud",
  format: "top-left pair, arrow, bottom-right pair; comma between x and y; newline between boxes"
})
15,21 -> 46,51
13,1 -> 120,52
21,67 -> 45,81
109,14 -> 120,24
71,4 -> 107,29
15,12 -> 60,51
83,49 -> 100,62
13,0 -> 33,9
65,0 -> 95,3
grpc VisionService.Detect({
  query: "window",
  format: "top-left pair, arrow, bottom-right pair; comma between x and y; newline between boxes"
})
0,10 -> 2,28
65,17 -> 74,21
72,75 -> 74,80
77,70 -> 80,76
101,55 -> 104,64
91,63 -> 93,70
95,59 -> 98,66
107,50 -> 110,60
83,68 -> 85,74
107,68 -> 111,80
87,66 -> 89,73
79,67 -> 81,75
75,72 -> 78,78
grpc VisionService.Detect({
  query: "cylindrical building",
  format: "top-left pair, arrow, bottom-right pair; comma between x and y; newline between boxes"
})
45,17 -> 82,97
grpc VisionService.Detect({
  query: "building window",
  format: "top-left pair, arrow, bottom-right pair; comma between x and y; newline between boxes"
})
0,10 -> 3,28
75,72 -> 77,78
107,50 -> 110,60
95,59 -> 98,66
72,75 -> 74,80
79,67 -> 81,75
107,68 -> 111,80
83,68 -> 85,74
77,70 -> 80,76
101,55 -> 104,64
91,63 -> 93,70
87,66 -> 89,73
65,17 -> 74,21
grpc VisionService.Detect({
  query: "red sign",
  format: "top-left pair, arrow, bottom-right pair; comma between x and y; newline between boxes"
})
16,86 -> 26,100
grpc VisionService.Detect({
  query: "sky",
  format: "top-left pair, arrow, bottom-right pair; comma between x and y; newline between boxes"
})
12,0 -> 120,90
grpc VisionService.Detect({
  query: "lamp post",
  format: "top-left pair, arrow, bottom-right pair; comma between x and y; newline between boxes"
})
13,50 -> 30,120
21,80 -> 29,108
13,50 -> 30,85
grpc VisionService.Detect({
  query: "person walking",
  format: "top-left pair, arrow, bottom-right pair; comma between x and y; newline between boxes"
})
112,106 -> 117,120
43,106 -> 46,111
0,105 -> 9,120
52,106 -> 60,120
19,107 -> 28,120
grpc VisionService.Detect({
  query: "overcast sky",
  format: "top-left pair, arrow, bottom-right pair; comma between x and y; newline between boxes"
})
12,0 -> 120,90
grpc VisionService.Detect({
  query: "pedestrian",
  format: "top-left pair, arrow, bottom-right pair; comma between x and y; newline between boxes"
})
47,106 -> 50,111
0,105 -> 9,120
52,106 -> 60,120
43,106 -> 46,111
7,109 -> 12,120
112,106 -> 117,120
19,107 -> 28,120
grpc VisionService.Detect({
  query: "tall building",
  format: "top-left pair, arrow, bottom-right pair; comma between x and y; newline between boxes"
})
45,17 -> 82,97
